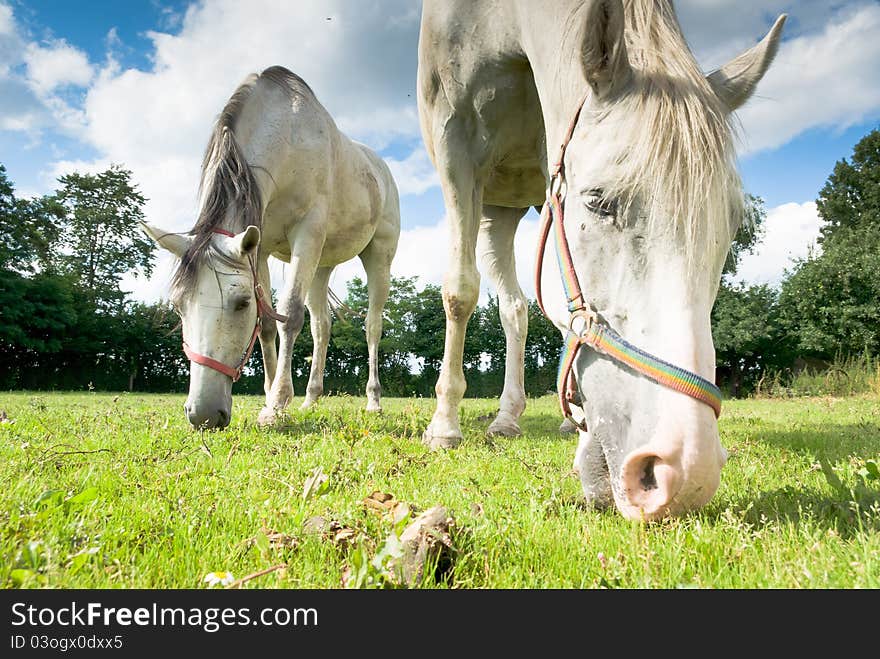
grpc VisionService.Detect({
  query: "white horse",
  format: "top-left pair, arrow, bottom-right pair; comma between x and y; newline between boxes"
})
144,66 -> 400,429
417,0 -> 784,519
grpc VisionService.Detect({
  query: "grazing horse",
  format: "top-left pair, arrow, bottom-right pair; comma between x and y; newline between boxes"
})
144,66 -> 400,429
417,0 -> 784,519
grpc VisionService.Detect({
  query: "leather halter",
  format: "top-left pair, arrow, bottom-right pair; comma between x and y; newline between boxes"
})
182,228 -> 287,382
534,93 -> 723,431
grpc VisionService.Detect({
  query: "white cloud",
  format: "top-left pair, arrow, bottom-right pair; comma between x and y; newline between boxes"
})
0,6 -> 95,136
0,3 -> 38,128
734,5 -> 880,155
0,78 -> 44,131
385,146 -> 439,197
674,2 -> 880,156
0,3 -> 14,38
734,201 -> 823,286
121,250 -> 179,305
54,0 -> 421,242
677,0 -> 871,70
24,39 -> 94,95
43,158 -> 130,194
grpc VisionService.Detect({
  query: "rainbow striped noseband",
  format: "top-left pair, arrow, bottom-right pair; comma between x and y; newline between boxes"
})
534,92 -> 722,431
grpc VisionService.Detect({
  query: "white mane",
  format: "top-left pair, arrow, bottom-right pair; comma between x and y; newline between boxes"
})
598,0 -> 743,269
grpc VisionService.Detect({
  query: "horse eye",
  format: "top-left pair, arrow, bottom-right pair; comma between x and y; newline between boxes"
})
584,189 -> 618,217
233,298 -> 250,312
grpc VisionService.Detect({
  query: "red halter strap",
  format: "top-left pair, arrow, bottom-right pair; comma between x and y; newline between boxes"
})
182,227 -> 287,383
534,93 -> 592,430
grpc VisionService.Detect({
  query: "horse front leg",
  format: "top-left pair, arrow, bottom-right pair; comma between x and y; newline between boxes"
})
257,215 -> 325,426
300,266 -> 332,409
477,205 -> 529,437
423,135 -> 482,449
257,257 -> 279,398
573,428 -> 613,510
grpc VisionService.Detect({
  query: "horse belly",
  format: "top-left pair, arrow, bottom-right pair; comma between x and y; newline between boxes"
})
484,159 -> 547,208
317,152 -> 385,266
318,217 -> 374,266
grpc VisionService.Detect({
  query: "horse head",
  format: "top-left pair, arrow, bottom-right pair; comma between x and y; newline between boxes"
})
143,223 -> 262,429
540,0 -> 785,519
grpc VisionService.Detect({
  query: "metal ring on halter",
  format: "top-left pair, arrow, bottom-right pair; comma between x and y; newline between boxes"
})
568,308 -> 597,337
550,174 -> 566,199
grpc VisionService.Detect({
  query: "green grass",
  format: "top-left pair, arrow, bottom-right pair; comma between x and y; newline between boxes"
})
0,391 -> 878,589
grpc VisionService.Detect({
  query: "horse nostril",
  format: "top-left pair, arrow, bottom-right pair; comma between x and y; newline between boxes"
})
217,409 -> 230,427
639,456 -> 658,491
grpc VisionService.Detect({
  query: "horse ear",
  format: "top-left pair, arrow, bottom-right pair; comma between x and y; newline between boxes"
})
233,225 -> 261,258
708,15 -> 786,112
140,222 -> 192,257
581,0 -> 632,99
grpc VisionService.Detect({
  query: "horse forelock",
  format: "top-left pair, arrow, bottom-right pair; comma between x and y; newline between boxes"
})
594,0 -> 743,271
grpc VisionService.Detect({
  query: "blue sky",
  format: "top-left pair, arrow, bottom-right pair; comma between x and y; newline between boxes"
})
1,0 -> 879,300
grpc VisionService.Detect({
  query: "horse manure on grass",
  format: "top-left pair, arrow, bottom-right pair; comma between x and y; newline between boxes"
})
389,505 -> 457,587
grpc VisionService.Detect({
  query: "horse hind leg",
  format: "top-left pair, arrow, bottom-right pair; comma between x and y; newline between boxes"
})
300,266 -> 333,409
477,205 -> 529,437
359,228 -> 397,413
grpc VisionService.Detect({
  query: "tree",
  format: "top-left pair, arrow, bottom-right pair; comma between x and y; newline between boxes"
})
525,299 -> 562,394
407,282 -> 447,378
113,302 -> 189,392
0,164 -> 64,274
778,231 -> 880,359
708,193 -> 778,394
0,270 -> 78,387
711,283 -> 790,395
54,166 -> 154,310
778,127 -> 880,360
816,128 -> 880,242
723,193 -> 766,276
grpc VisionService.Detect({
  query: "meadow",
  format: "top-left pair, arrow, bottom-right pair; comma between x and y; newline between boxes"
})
1,391 -> 878,589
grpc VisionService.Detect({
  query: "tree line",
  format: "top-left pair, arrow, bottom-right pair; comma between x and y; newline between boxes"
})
1,127 -> 878,397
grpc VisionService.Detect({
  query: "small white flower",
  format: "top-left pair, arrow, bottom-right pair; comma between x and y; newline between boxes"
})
203,571 -> 235,587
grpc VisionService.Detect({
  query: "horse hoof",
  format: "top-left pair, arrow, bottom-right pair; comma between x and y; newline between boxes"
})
300,399 -> 316,410
422,429 -> 462,450
257,408 -> 278,427
559,418 -> 578,434
487,419 -> 522,437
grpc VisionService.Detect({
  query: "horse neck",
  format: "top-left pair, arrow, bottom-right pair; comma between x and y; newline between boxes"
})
516,0 -> 597,165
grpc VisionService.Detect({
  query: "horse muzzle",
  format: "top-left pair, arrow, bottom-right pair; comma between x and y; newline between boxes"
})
616,428 -> 727,521
184,400 -> 231,429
